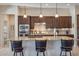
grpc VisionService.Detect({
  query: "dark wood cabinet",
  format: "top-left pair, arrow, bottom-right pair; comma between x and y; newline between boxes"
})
18,16 -> 72,37
18,16 -> 30,24
30,16 -> 72,28
57,16 -> 72,28
77,15 -> 79,38
44,16 -> 55,28
77,15 -> 79,46
18,16 -> 72,29
30,16 -> 55,29
30,16 -> 40,29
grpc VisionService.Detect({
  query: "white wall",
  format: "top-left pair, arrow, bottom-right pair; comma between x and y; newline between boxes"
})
0,14 -> 15,47
0,5 -> 17,14
0,14 -> 9,47
8,15 -> 15,40
75,6 -> 79,15
0,5 -> 79,16
0,5 -> 17,46
18,8 -> 70,16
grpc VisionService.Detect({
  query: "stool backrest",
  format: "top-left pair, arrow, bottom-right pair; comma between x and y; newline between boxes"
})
61,39 -> 74,48
35,40 -> 47,50
11,40 -> 22,50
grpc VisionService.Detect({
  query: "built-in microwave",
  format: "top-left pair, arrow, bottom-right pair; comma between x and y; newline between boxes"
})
19,24 -> 29,36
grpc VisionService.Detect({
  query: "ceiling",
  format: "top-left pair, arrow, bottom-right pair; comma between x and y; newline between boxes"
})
0,3 -> 78,8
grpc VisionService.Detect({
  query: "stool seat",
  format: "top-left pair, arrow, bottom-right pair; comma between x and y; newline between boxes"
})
11,40 -> 24,56
35,40 -> 47,56
60,39 -> 74,56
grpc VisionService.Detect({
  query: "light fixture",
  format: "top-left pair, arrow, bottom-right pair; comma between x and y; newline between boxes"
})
39,3 -> 43,18
23,6 -> 27,18
55,3 -> 59,18
45,3 -> 48,6
24,14 -> 27,18
66,3 -> 70,6
39,14 -> 43,18
55,14 -> 59,18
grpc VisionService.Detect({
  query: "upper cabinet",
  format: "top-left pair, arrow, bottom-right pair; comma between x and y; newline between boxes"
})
56,16 -> 72,28
77,15 -> 79,38
18,16 -> 72,29
18,16 -> 30,24
30,16 -> 55,29
30,16 -> 72,29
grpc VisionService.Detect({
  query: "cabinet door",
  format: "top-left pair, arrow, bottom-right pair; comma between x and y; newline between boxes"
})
30,16 -> 71,29
57,16 -> 71,28
77,15 -> 79,46
30,16 -> 55,29
30,16 -> 40,29
77,15 -> 79,38
43,16 -> 55,28
18,16 -> 30,24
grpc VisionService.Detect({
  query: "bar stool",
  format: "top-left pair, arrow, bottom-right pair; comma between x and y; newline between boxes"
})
11,40 -> 24,56
35,40 -> 47,56
60,39 -> 74,56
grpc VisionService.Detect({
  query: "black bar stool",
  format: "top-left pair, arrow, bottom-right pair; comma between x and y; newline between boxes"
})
11,40 -> 24,56
35,40 -> 47,56
60,39 -> 74,56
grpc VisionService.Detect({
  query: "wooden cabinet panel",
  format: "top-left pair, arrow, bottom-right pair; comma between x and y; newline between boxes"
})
18,16 -> 30,24
43,16 -> 55,28
77,15 -> 79,38
30,16 -> 40,29
77,15 -> 79,46
77,15 -> 79,28
30,16 -> 55,29
18,16 -> 72,29
56,16 -> 72,28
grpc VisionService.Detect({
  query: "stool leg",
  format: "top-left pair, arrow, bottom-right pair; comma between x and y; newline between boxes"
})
70,51 -> 72,56
43,52 -> 45,56
15,52 -> 17,56
14,51 -> 15,56
60,51 -> 62,56
37,52 -> 39,56
22,51 -> 24,56
65,52 -> 67,56
20,52 -> 22,56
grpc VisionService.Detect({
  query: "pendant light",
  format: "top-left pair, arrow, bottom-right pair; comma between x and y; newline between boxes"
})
39,3 -> 43,18
23,6 -> 27,18
55,3 -> 59,18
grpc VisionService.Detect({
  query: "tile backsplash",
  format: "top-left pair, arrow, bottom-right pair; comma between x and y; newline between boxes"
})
46,28 -> 73,35
31,28 -> 73,35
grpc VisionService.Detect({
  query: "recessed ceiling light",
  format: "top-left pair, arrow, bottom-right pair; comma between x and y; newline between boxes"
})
55,14 -> 59,18
39,14 -> 43,18
45,3 -> 48,6
66,3 -> 70,6
23,14 -> 27,18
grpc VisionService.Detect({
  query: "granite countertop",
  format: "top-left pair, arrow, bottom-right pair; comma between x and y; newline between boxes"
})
7,35 -> 74,41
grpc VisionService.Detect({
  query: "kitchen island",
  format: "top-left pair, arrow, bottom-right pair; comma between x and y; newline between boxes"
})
8,34 -> 74,41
